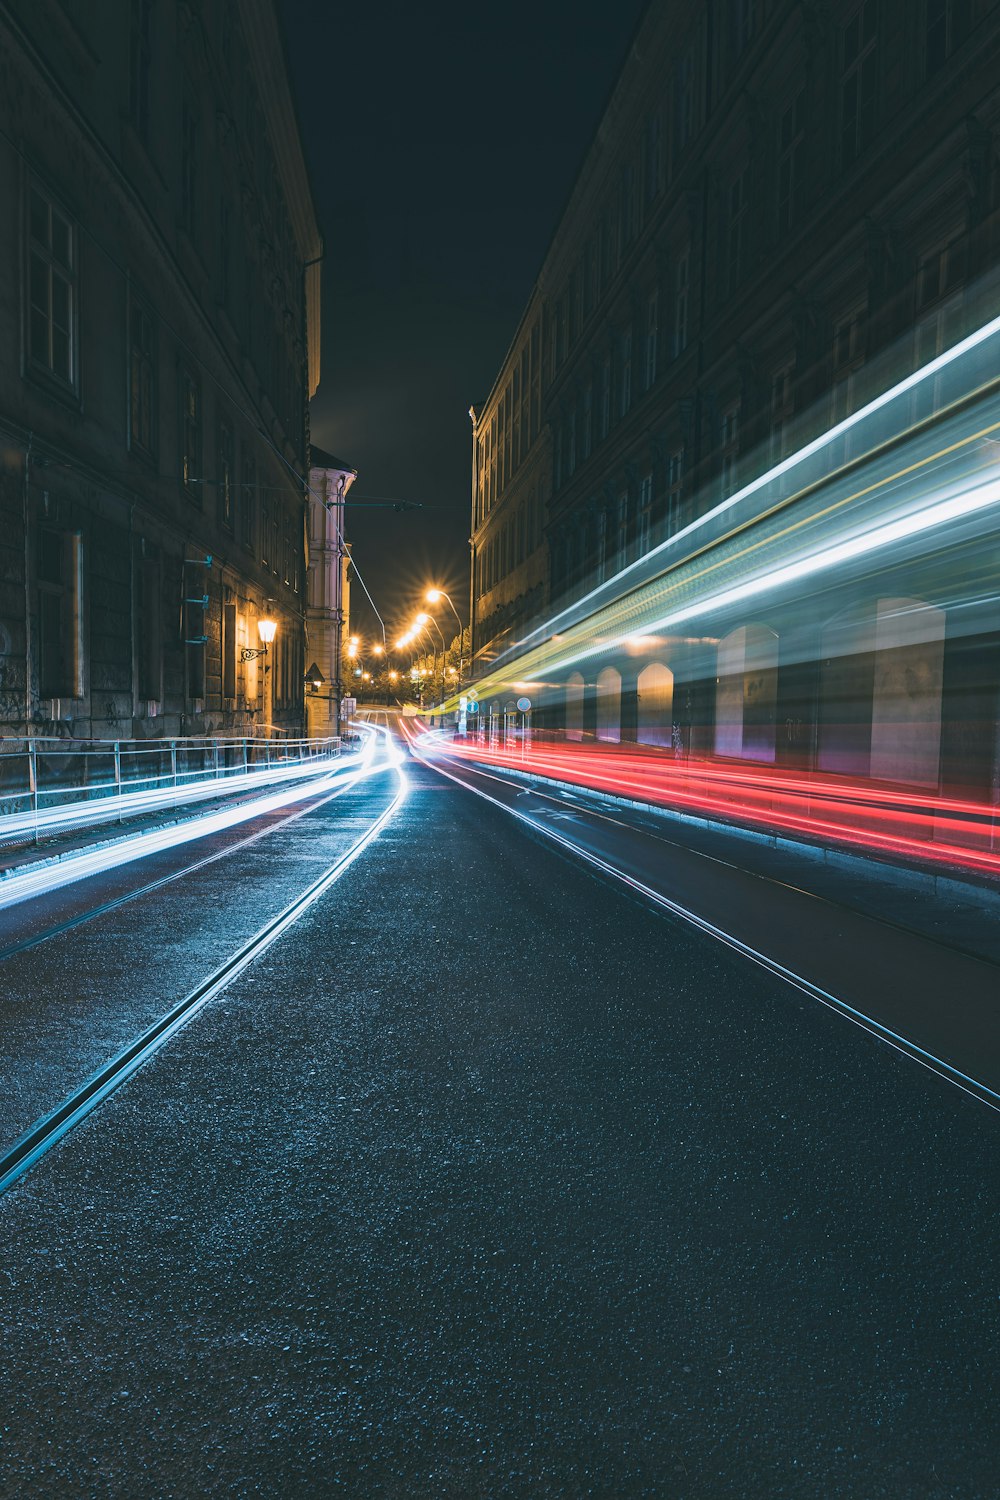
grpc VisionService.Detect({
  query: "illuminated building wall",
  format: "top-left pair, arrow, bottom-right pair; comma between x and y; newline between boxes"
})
471,0 -> 1000,752
470,291 -> 550,667
0,0 -> 321,740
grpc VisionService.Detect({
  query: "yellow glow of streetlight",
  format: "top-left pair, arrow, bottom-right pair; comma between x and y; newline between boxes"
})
414,612 -> 430,626
373,644 -> 384,656
426,588 -> 443,603
257,617 -> 277,646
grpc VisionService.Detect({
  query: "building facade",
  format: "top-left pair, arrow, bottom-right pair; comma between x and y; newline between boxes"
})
471,0 -> 1000,756
0,0 -> 321,743
305,449 -> 355,737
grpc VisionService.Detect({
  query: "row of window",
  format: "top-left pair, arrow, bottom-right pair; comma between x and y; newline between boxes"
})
36,523 -> 300,712
475,317 -> 543,523
25,179 -> 301,594
476,488 -> 544,597
549,0 -> 978,383
549,453 -> 686,602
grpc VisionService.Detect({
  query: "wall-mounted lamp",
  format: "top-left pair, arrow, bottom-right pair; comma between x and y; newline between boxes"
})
241,615 -> 277,666
305,661 -> 324,693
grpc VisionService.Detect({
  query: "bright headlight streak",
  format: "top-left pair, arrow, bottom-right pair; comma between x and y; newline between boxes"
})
0,751 -> 395,913
509,310 -> 1000,658
0,747 -> 365,843
546,473 -> 1000,675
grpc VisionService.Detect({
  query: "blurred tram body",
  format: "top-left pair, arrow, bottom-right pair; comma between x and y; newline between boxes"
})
450,318 -> 1000,872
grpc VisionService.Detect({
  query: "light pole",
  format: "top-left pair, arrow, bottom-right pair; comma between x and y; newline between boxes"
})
413,614 -> 445,700
426,588 -> 464,683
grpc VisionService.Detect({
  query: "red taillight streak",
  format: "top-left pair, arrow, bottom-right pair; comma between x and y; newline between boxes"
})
426,731 -> 1000,876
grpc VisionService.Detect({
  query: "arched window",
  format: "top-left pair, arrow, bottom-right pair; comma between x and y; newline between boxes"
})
637,662 -> 673,746
596,666 -> 621,743
566,672 -> 584,741
820,597 -> 944,785
715,624 -> 778,762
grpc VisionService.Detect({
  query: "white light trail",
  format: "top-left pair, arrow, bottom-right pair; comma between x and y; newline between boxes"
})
546,470 -> 1000,674
0,747 -> 364,844
0,745 -> 394,914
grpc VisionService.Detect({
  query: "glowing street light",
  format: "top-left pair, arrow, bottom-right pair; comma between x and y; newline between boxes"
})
425,587 -> 465,682
241,614 -> 277,665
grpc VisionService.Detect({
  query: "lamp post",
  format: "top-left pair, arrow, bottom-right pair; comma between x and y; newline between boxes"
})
426,588 -> 465,683
411,617 -> 440,699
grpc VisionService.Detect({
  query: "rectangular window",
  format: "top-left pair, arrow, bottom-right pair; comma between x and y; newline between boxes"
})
568,409 -> 577,477
831,307 -> 866,424
181,84 -> 199,234
674,252 -> 689,356
616,490 -> 629,563
218,418 -> 234,530
582,382 -> 593,459
777,93 -> 805,236
37,527 -> 83,700
222,601 -> 237,700
620,163 -> 636,248
179,367 -> 201,497
554,299 -> 567,368
917,239 -> 966,308
129,0 -> 152,140
735,0 -> 758,52
128,292 -> 155,458
769,363 -> 795,464
720,402 -> 740,498
643,111 -> 662,205
667,449 -> 685,534
725,172 -> 747,295
136,551 -> 162,703
28,183 -> 77,388
219,202 -> 231,310
645,290 -> 659,389
841,2 -> 878,168
620,326 -> 632,417
600,356 -> 612,439
676,51 -> 695,153
926,0 -> 972,75
638,473 -> 653,556
241,452 -> 256,550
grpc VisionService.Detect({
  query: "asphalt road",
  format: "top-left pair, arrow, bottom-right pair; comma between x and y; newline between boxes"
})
0,733 -> 998,1498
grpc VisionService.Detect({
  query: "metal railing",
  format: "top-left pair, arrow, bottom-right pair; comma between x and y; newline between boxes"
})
0,734 -> 345,849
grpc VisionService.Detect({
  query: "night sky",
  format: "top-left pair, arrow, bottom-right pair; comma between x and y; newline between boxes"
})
278,0 -> 648,644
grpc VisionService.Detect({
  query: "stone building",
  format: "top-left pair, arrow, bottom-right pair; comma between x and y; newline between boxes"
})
305,449 -> 356,738
0,0 -> 321,741
471,0 -> 1000,684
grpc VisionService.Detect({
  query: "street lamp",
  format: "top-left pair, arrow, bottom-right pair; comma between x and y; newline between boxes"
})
426,587 -> 465,682
411,615 -> 443,696
241,615 -> 277,666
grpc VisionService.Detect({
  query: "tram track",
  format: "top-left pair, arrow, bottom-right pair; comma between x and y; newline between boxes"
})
0,743 -> 407,1200
0,755 -> 384,963
406,727 -> 1000,1114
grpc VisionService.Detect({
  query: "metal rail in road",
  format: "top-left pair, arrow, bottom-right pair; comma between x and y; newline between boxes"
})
0,735 -> 407,1200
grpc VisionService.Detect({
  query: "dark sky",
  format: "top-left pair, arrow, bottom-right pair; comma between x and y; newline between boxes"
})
279,0 -> 648,645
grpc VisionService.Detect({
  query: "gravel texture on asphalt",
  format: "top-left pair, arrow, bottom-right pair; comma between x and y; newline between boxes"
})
0,771 -> 399,1158
0,753 -> 998,1499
